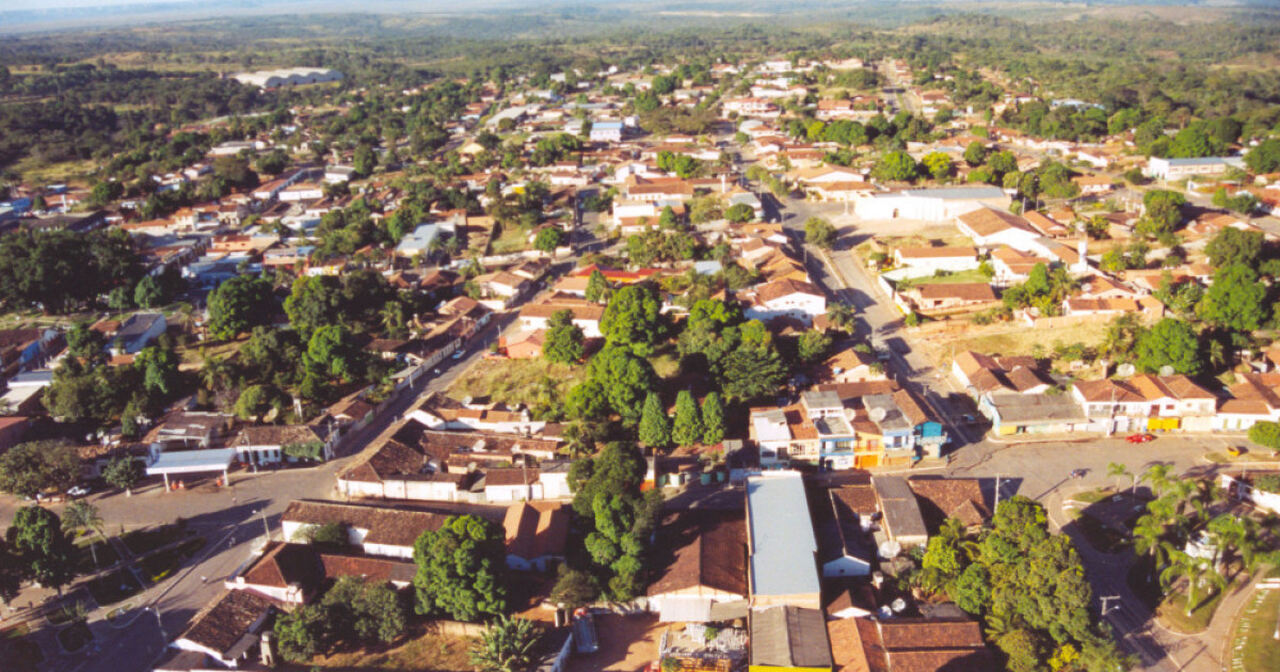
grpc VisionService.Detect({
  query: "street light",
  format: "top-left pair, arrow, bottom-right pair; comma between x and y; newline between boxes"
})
252,509 -> 271,540
147,605 -> 168,653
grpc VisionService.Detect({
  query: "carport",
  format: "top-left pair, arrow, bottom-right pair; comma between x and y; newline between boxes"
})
146,448 -> 237,490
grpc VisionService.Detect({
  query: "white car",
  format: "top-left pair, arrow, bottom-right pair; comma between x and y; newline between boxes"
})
66,485 -> 91,497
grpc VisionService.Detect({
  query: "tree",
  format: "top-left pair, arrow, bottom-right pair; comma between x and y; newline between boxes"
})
321,576 -> 408,645
872,150 -> 918,182
804,217 -> 837,249
6,505 -> 74,594
207,275 -> 275,340
273,604 -> 326,662
1107,461 -> 1136,494
550,567 -> 601,609
997,629 -> 1045,672
638,392 -> 671,448
1249,421 -> 1280,452
921,151 -> 954,180
725,203 -> 754,223
796,330 -> 833,364
963,141 -> 988,167
565,380 -> 612,421
586,345 -> 656,425
1138,190 -> 1186,237
102,455 -> 142,496
133,275 -> 163,309
718,342 -> 787,402
700,392 -> 727,445
987,150 -> 1018,177
0,440 -> 81,499
569,442 -> 661,600
1205,227 -> 1263,269
413,514 -> 508,622
233,383 -> 290,420
1197,263 -> 1267,333
584,269 -> 611,304
671,390 -> 702,447
353,144 -> 377,178
1245,138 -> 1280,175
305,324 -> 367,383
254,148 -> 289,176
1160,550 -> 1223,616
470,615 -> 542,672
600,285 -> 663,356
543,309 -> 584,364
533,227 -> 564,254
1134,318 -> 1202,375
62,500 -> 101,537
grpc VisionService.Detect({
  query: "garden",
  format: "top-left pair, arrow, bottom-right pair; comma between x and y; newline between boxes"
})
86,569 -> 143,607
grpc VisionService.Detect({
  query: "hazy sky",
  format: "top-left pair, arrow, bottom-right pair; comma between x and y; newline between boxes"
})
4,0 -> 199,9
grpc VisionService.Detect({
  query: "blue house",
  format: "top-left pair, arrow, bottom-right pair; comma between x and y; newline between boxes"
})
891,389 -> 948,458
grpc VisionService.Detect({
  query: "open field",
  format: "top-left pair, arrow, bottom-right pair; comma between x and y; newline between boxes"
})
12,157 -> 97,186
447,357 -> 586,408
293,623 -> 474,672
489,225 -> 533,255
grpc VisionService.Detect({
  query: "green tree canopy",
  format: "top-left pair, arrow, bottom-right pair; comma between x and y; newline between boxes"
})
872,150 -> 918,182
207,275 -> 275,340
542,309 -> 584,364
413,514 -> 508,622
1134,318 -> 1202,375
0,440 -> 81,499
700,392 -> 727,445
1197,263 -> 1267,333
585,344 -> 656,426
6,505 -> 74,594
638,392 -> 671,448
671,390 -> 703,447
804,217 -> 837,249
600,285 -> 663,356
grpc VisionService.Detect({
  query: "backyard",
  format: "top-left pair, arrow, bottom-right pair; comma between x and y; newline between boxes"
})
291,622 -> 475,672
448,357 -> 586,409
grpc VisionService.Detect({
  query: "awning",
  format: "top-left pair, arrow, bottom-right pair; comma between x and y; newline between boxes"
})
147,448 -> 237,475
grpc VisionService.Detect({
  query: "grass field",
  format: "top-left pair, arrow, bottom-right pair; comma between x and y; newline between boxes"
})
1231,587 -> 1280,672
12,157 -> 97,185
1068,487 -> 1114,505
448,358 -> 586,408
489,225 -> 532,255
903,268 -> 991,285
1157,581 -> 1230,634
933,320 -> 1108,359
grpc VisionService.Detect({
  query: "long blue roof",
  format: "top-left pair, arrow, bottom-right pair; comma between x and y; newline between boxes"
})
746,472 -> 820,598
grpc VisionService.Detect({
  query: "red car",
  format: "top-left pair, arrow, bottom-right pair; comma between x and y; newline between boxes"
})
1126,433 -> 1156,444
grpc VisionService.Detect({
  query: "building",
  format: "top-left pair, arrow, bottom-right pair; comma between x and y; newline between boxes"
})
855,186 -> 1010,222
872,475 -> 929,547
891,246 -> 979,277
980,392 -> 1089,436
503,501 -> 570,572
280,499 -> 449,560
903,283 -> 998,315
111,312 -> 166,355
819,487 -> 874,578
955,207 -> 1043,251
749,605 -> 833,670
169,589 -> 279,668
745,471 -> 821,610
741,278 -> 827,326
646,511 -> 748,622
1146,156 -> 1246,181
829,616 -> 993,672
232,67 -> 344,88
234,424 -> 334,466
589,121 -> 625,143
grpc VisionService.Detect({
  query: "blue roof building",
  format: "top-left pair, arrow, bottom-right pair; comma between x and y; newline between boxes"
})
745,471 -> 821,610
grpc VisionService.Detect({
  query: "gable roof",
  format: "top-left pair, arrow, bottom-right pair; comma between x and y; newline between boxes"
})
178,589 -> 278,657
750,606 -> 834,669
503,501 -> 570,560
282,500 -> 450,547
957,207 -> 1038,238
647,511 -> 747,598
907,477 -> 990,530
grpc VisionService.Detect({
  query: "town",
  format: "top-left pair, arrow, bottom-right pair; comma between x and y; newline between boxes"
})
0,6 -> 1279,672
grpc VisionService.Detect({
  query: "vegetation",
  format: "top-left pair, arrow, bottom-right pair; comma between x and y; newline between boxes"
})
412,515 -> 508,622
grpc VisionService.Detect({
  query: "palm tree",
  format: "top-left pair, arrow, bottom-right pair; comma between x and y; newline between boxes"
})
62,500 -> 103,567
1132,514 -> 1173,568
1208,514 -> 1261,574
1107,462 -> 1133,494
1161,550 -> 1225,617
1142,463 -> 1175,498
380,301 -> 406,338
470,615 -> 542,672
199,351 -> 232,393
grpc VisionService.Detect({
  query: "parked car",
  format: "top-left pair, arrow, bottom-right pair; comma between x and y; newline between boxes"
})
66,484 -> 92,497
1070,468 -> 1087,479
451,350 -> 465,360
1228,445 -> 1247,457
1125,433 -> 1156,444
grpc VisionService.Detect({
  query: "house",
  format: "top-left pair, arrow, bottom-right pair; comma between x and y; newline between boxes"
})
335,425 -> 475,502
1073,174 -> 1115,195
952,352 -> 1047,395
234,424 -> 334,466
891,246 -> 979,276
907,477 -> 990,532
503,501 -> 570,571
589,121 -> 625,143
111,312 -> 166,355
170,589 -> 279,669
503,330 -> 546,359
280,499 -> 449,560
855,186 -> 1010,222
830,616 -> 993,672
989,246 -> 1050,285
410,392 -> 546,435
819,487 -> 874,578
1217,373 -> 1280,431
741,278 -> 827,326
980,392 -> 1088,436
749,606 -> 833,670
955,207 -> 1043,251
823,344 -> 885,384
395,220 -> 456,258
518,302 -> 604,338
872,475 -> 929,547
1146,156 -> 1245,181
146,411 -> 233,449
750,406 -> 819,466
484,467 -> 541,503
746,472 -> 821,610
1072,375 -> 1218,434
646,510 -> 748,622
903,283 -> 998,315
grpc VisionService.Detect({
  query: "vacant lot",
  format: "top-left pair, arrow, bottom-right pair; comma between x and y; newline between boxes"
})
567,614 -> 662,672
295,623 -> 474,672
448,357 -> 586,408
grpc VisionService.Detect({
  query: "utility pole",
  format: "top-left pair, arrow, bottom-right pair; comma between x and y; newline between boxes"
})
994,473 -> 1002,509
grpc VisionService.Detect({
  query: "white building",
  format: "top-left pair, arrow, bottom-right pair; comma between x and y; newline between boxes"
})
1146,156 -> 1245,181
232,67 -> 343,89
855,186 -> 1010,222
741,278 -> 827,326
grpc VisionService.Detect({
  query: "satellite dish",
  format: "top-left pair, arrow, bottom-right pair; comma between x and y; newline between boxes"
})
1116,363 -> 1136,377
870,407 -> 888,423
1159,365 -> 1175,377
1028,306 -> 1041,317
891,598 -> 907,613
878,539 -> 902,559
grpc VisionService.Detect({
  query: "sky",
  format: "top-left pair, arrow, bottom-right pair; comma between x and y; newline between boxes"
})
4,0 -> 196,7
